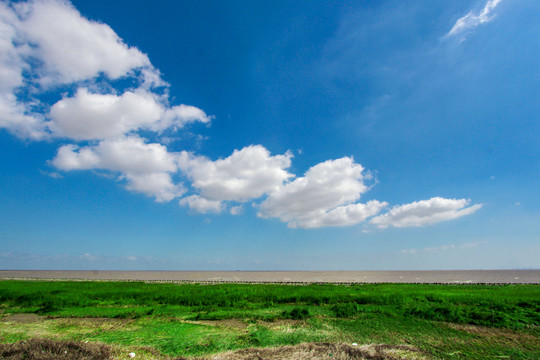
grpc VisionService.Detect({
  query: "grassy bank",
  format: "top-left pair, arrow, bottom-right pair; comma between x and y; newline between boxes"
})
0,281 -> 538,359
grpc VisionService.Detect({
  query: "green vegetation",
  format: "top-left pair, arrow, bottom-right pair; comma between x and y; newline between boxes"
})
0,281 -> 538,359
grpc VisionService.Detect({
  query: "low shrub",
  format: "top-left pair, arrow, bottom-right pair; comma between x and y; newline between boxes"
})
282,307 -> 310,320
331,303 -> 360,318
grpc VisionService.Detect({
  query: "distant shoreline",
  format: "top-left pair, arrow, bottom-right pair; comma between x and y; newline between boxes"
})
1,269 -> 539,284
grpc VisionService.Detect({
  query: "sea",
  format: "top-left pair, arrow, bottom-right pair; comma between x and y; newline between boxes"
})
0,270 -> 538,284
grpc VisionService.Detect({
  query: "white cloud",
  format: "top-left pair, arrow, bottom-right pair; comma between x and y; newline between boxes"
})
49,88 -> 163,140
370,197 -> 482,229
160,105 -> 212,131
258,157 -> 386,228
52,144 -> 100,170
0,3 -> 23,94
39,170 -> 63,178
0,0 -> 210,141
51,136 -> 184,202
0,99 -> 47,139
48,88 -> 211,140
289,201 -> 388,229
52,136 -> 177,174
0,2 -> 47,139
447,0 -> 504,38
0,0 -> 211,203
179,195 -> 224,214
15,0 -> 152,84
230,205 -> 244,215
178,145 -> 293,203
124,172 -> 184,202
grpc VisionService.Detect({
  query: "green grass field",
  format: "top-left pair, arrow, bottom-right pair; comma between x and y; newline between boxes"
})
0,281 -> 538,359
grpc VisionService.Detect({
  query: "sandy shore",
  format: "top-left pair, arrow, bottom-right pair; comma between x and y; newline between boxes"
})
0,270 -> 538,284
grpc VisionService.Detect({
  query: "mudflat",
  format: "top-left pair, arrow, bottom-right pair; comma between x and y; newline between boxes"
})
0,269 -> 538,283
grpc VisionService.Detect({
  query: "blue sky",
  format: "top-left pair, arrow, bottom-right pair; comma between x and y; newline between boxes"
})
0,0 -> 538,270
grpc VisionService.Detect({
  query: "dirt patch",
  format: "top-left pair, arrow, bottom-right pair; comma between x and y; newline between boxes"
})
2,313 -> 44,323
188,342 -> 429,360
0,338 -> 111,360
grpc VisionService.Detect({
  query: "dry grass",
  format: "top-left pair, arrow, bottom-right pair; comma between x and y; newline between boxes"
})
1,315 -> 135,341
0,338 -> 111,360
183,319 -> 250,330
443,322 -> 539,349
189,342 -> 429,360
0,339 -> 429,360
446,322 -> 537,339
2,313 -> 44,323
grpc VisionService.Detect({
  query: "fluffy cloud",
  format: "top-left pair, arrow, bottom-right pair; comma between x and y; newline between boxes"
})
52,142 -> 294,207
0,3 -> 23,94
258,157 -> 386,228
179,195 -> 224,214
178,145 -> 293,202
123,173 -> 184,203
0,2 -> 46,139
369,197 -> 483,229
0,0 -> 210,141
0,0 -> 210,203
0,0 -> 212,204
15,0 -> 152,84
159,105 -> 213,131
229,205 -> 244,215
49,88 -> 210,140
52,136 -> 178,174
49,89 -> 163,140
52,136 -> 184,202
447,0 -> 503,38
0,99 -> 46,139
289,201 -> 387,229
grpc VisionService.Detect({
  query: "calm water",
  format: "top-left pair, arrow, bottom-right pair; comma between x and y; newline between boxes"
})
0,270 -> 538,283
